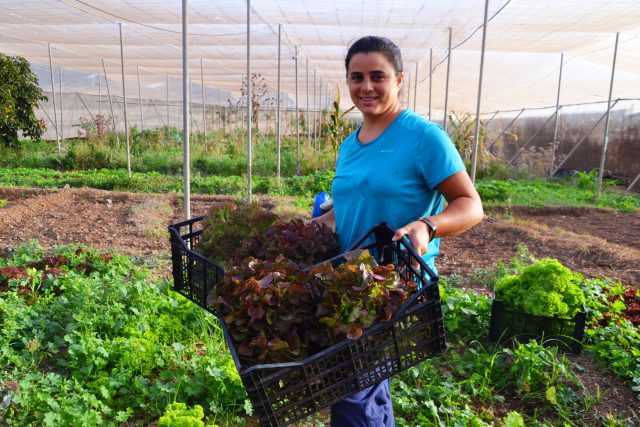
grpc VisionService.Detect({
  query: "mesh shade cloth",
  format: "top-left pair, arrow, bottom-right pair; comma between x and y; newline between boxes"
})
1,0 -> 639,117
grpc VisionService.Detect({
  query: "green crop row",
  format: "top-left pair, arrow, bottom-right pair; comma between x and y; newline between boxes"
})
1,167 -> 637,213
0,167 -> 334,198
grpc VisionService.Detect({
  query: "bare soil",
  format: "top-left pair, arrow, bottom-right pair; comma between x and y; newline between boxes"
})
1,187 -> 639,424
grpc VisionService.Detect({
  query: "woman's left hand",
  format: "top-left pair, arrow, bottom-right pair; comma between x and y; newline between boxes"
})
392,220 -> 431,256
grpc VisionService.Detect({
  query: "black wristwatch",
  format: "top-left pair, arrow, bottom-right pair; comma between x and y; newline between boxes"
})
417,217 -> 437,242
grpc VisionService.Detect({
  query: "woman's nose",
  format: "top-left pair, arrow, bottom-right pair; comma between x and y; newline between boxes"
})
362,78 -> 373,91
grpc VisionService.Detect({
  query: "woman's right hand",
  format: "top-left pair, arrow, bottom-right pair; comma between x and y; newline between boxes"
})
311,208 -> 336,233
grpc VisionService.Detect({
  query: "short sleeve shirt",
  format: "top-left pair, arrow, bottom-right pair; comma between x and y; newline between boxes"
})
331,109 -> 465,271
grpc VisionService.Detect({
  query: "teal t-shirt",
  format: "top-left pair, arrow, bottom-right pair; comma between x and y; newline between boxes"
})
331,109 -> 465,271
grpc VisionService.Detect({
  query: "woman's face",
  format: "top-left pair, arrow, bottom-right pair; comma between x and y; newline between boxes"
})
346,51 -> 403,117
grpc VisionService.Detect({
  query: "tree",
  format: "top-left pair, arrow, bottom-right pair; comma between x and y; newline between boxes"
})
0,54 -> 47,146
238,73 -> 275,132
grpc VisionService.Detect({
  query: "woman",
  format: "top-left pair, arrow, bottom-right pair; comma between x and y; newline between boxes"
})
315,35 -> 484,426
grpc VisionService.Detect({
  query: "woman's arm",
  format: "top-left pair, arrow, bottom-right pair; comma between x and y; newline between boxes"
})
393,170 -> 484,256
311,208 -> 336,233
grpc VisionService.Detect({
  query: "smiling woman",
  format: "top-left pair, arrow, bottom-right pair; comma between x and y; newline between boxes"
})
313,35 -> 484,427
346,46 -> 403,129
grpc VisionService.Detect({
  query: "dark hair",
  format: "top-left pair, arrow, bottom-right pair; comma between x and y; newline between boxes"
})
345,36 -> 403,76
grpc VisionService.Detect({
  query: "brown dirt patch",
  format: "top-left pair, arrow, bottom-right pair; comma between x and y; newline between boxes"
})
439,207 -> 640,291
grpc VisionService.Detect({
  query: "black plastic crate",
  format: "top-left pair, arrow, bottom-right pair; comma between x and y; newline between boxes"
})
169,217 -> 446,427
488,299 -> 586,354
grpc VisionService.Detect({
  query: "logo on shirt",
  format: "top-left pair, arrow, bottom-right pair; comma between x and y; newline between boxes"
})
380,149 -> 395,153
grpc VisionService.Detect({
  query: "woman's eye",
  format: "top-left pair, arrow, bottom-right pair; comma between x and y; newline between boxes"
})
372,74 -> 385,81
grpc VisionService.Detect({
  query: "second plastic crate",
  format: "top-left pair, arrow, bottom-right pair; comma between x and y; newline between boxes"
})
488,299 -> 586,354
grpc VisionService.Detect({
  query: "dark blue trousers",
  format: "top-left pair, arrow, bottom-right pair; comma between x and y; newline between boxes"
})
330,379 -> 394,427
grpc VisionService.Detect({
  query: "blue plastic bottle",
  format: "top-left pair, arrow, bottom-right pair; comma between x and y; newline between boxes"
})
311,192 -> 332,218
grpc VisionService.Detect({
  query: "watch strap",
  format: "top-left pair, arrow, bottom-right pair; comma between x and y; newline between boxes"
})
417,217 -> 437,242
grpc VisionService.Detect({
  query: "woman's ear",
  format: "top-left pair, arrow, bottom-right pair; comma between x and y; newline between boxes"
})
396,72 -> 404,92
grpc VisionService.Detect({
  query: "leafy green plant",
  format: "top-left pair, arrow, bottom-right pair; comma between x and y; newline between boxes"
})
475,180 -> 510,202
439,275 -> 491,341
197,202 -> 278,266
581,277 -> 640,399
471,244 -> 535,289
503,411 -> 525,426
495,258 -> 586,319
0,241 -> 249,425
210,250 -> 415,365
158,402 -> 219,427
0,199 -> 7,208
448,111 -> 493,164
327,87 -> 355,163
576,169 -> 599,190
499,340 -> 590,421
0,54 -> 47,146
197,203 -> 339,268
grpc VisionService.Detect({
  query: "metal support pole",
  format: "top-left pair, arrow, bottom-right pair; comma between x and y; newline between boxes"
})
181,0 -> 191,218
276,23 -> 282,181
508,112 -> 557,165
70,92 -> 77,137
77,93 -> 96,122
318,81 -> 323,142
166,75 -> 170,128
596,32 -> 619,199
59,66 -> 63,141
47,43 -> 60,153
201,58 -> 206,139
413,62 -> 418,111
137,66 -> 144,131
218,89 -> 222,131
101,59 -> 120,147
98,73 -> 102,116
295,45 -> 300,175
627,173 -> 640,191
37,100 -> 57,132
444,28 -> 452,131
484,110 -> 500,128
470,0 -> 490,183
306,59 -> 310,145
428,48 -> 432,121
246,0 -> 253,203
552,100 -> 620,176
189,80 -> 194,136
549,53 -> 564,176
313,68 -> 317,147
151,103 -> 167,127
118,22 -> 132,178
407,72 -> 411,110
487,109 -> 524,151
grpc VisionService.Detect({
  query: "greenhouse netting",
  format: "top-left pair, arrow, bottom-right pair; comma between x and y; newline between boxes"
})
1,0 -> 639,201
